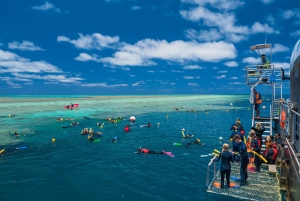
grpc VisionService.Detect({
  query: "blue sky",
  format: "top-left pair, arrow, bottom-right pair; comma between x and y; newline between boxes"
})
0,0 -> 298,95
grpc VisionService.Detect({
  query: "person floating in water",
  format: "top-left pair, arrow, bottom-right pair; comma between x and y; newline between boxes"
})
124,125 -> 130,132
84,116 -> 89,119
147,122 -> 151,127
136,147 -> 174,157
137,147 -> 164,154
9,131 -> 19,136
185,138 -> 200,147
107,136 -> 118,142
182,128 -> 193,138
87,135 -> 94,142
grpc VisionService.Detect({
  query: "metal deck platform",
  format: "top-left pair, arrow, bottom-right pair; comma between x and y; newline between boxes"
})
207,162 -> 281,201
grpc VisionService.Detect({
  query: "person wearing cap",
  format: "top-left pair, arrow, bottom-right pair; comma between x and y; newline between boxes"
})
253,89 -> 262,118
230,118 -> 244,132
251,122 -> 265,145
260,54 -> 270,68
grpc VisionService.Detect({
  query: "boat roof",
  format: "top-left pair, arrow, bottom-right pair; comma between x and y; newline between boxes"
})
250,43 -> 272,51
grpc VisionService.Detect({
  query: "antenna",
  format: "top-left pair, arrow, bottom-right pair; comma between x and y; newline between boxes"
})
264,31 -> 267,44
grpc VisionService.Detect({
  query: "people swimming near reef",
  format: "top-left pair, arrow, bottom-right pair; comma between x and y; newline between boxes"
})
185,138 -> 201,147
71,121 -> 79,126
124,125 -> 130,132
107,136 -> 118,142
106,117 -> 122,123
87,135 -> 94,141
136,147 -> 174,157
9,131 -> 19,136
181,128 -> 194,138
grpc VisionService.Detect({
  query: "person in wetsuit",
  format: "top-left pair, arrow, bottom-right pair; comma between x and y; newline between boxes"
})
234,134 -> 249,186
213,143 -> 234,188
185,138 -> 200,147
137,147 -> 163,154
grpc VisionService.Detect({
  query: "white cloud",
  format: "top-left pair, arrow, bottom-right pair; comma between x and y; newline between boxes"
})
184,29 -> 222,41
188,83 -> 199,86
131,6 -> 141,10
32,1 -> 61,13
229,82 -> 242,84
80,83 -> 128,87
132,81 -> 145,86
57,33 -> 120,50
99,39 -> 237,66
183,76 -> 200,79
171,70 -> 184,73
183,65 -> 204,69
8,40 -> 45,51
272,44 -> 289,54
261,0 -> 275,4
242,57 -> 260,64
213,75 -> 226,79
181,0 -> 244,11
224,61 -> 238,67
217,70 -> 227,73
251,22 -> 277,34
75,53 -> 99,62
0,49 -> 61,73
180,1 -> 279,42
291,30 -> 300,37
229,76 -> 239,80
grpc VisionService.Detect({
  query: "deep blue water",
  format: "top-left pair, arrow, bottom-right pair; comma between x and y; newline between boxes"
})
0,95 -> 255,201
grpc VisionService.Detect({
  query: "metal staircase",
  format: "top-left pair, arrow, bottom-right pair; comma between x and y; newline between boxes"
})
245,43 -> 283,138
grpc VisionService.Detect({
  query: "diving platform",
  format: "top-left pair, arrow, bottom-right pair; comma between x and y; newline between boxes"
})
207,162 -> 282,201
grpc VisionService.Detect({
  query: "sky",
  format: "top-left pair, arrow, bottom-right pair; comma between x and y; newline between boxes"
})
0,0 -> 299,95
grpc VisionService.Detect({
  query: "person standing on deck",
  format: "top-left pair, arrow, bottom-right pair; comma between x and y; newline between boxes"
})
234,134 -> 249,186
253,89 -> 262,118
251,122 -> 265,146
213,143 -> 234,188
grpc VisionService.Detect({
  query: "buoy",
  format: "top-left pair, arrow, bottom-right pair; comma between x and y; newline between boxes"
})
262,106 -> 266,109
182,128 -> 185,131
129,116 -> 136,122
219,137 -> 223,140
52,138 -> 56,143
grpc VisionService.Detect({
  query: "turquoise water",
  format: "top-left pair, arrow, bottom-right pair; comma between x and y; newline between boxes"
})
0,95 -> 252,201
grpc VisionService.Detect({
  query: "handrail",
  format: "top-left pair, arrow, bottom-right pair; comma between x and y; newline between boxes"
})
206,155 -> 217,187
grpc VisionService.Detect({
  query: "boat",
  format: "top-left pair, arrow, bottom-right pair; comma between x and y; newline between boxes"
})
206,40 -> 299,200
63,103 -> 79,110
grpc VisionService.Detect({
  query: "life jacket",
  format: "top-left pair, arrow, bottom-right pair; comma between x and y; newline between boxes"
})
256,93 -> 262,104
141,148 -> 149,153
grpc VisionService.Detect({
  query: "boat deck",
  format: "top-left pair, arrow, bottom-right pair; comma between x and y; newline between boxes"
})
207,162 -> 281,201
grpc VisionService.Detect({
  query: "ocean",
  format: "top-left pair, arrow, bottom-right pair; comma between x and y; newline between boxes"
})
0,95 -> 255,201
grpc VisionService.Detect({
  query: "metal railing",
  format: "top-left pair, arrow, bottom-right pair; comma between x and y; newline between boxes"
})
206,155 -> 217,187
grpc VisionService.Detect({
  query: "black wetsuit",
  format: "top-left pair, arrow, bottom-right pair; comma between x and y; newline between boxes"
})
185,140 -> 200,147
214,151 -> 234,188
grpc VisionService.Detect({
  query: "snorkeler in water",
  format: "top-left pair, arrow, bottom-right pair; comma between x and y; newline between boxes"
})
137,147 -> 163,154
185,138 -> 201,147
107,136 -> 118,142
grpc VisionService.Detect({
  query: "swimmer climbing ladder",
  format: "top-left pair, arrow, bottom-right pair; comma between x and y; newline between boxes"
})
206,162 -> 281,201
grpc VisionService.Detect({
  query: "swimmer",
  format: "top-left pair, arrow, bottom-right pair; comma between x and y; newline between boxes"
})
124,125 -> 130,132
185,138 -> 200,147
107,136 -> 118,142
87,135 -> 94,141
147,122 -> 151,127
137,147 -> 164,154
84,116 -> 89,119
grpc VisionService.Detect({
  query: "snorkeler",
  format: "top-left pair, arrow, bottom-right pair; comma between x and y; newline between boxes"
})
137,147 -> 163,154
182,128 -> 194,138
124,125 -> 130,132
87,135 -> 94,142
136,147 -> 174,157
107,136 -> 118,142
84,116 -> 89,119
185,138 -> 201,147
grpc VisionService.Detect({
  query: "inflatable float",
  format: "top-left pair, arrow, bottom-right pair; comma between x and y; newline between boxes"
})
0,149 -> 5,154
252,150 -> 268,163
